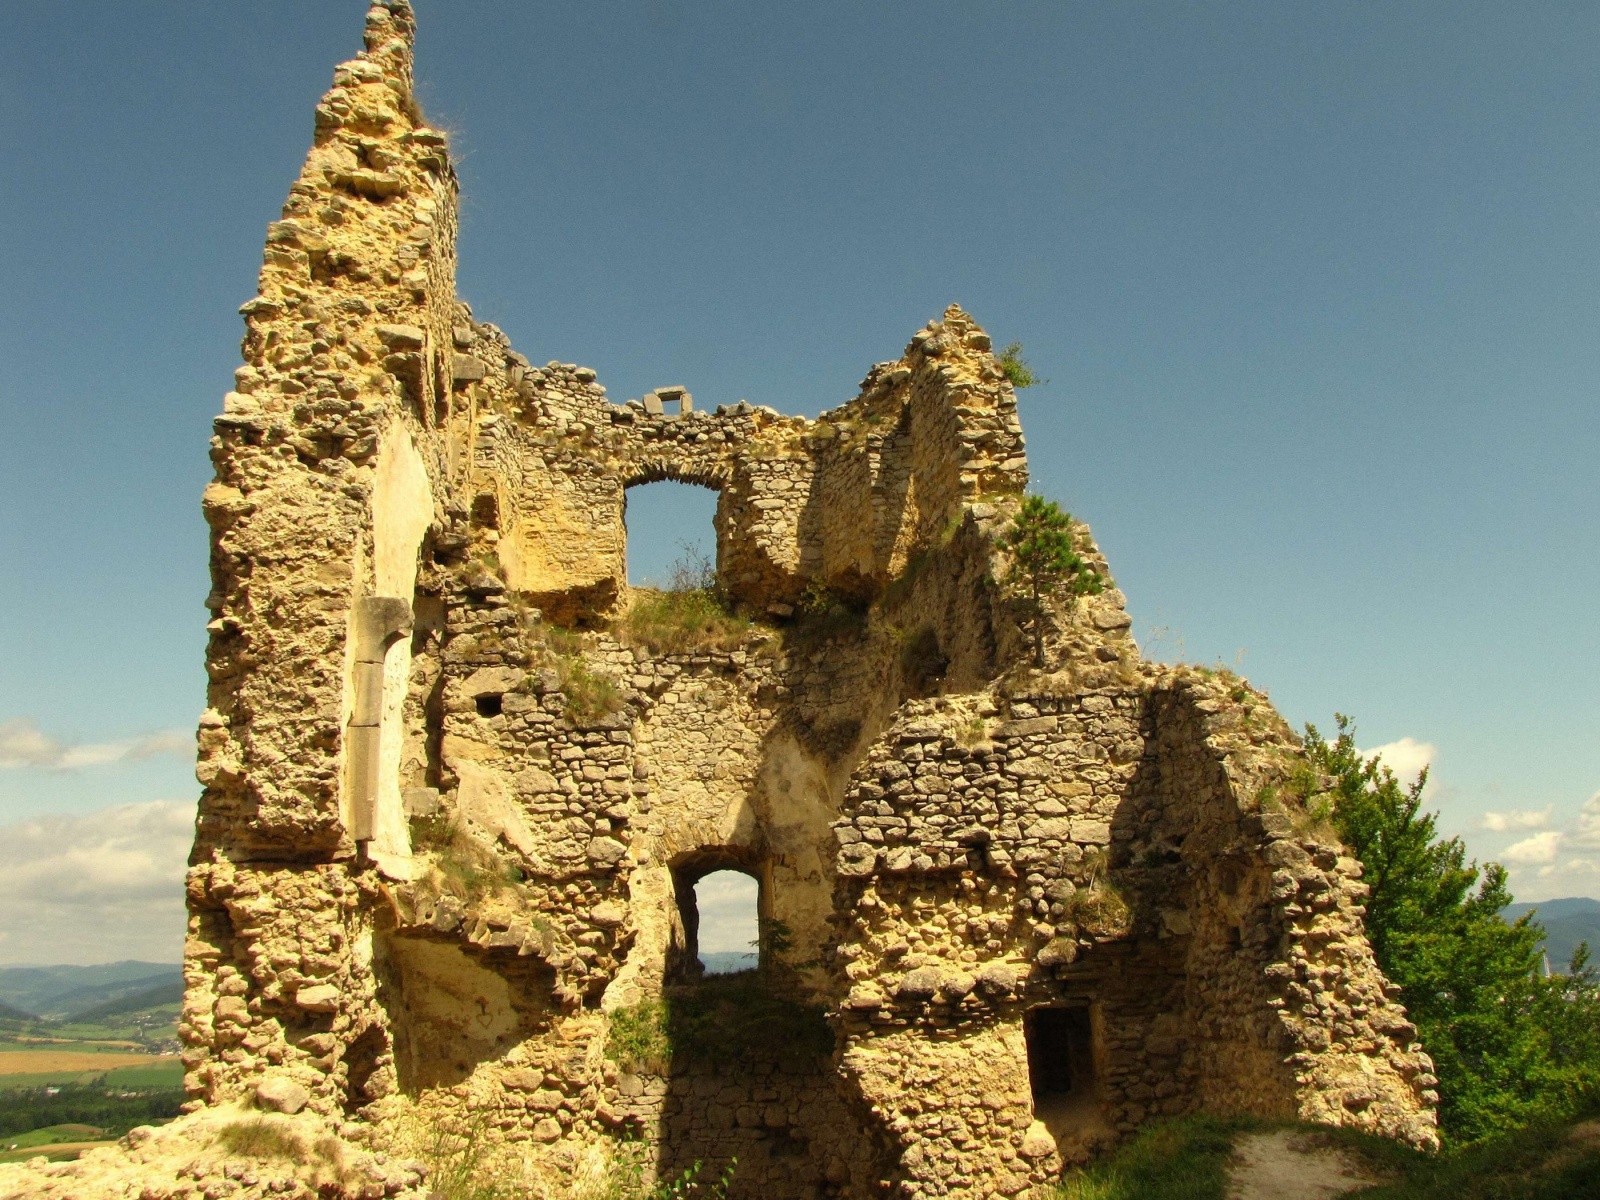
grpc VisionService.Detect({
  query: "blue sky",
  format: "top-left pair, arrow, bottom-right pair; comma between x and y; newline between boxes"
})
0,1 -> 1595,962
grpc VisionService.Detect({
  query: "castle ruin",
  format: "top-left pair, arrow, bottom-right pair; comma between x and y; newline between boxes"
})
8,4 -> 1443,1197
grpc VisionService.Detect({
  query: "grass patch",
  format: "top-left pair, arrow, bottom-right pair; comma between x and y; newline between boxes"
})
955,714 -> 989,747
217,1117 -> 306,1162
1058,850 -> 1132,937
1048,1115 -> 1244,1200
606,1000 -> 672,1075
620,588 -> 751,656
523,621 -> 626,723
417,1110 -> 513,1200
606,973 -> 832,1074
560,657 -> 624,724
525,623 -> 627,723
410,817 -> 523,902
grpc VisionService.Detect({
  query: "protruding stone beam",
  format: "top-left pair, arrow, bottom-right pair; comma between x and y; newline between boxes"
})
346,596 -> 413,843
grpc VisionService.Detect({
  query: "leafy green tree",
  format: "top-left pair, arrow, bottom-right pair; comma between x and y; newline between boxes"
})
1001,495 -> 1103,667
1305,716 -> 1600,1143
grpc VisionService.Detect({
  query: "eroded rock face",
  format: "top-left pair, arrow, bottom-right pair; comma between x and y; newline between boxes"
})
0,2 -> 1437,1197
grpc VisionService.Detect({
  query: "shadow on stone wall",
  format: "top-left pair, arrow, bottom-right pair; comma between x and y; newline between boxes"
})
631,971 -> 892,1199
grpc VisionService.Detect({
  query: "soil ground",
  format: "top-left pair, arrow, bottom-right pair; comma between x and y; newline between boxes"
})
1227,1129 -> 1382,1200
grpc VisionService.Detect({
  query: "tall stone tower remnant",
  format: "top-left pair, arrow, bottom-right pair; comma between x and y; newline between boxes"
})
181,3 -> 1440,1196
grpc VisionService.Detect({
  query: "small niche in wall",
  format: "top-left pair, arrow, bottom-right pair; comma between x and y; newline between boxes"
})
475,693 -> 503,718
1026,1004 -> 1096,1102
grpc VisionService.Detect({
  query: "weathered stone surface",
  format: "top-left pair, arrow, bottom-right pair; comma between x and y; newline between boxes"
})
294,984 -> 339,1012
254,1076 -> 310,1115
0,6 -> 1427,1200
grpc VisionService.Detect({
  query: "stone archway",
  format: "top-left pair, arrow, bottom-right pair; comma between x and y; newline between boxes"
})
669,846 -> 769,980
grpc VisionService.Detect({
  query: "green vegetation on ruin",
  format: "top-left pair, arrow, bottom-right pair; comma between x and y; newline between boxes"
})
409,814 -> 527,901
781,579 -> 869,649
619,587 -> 753,656
1001,495 -> 1104,667
997,341 -> 1045,389
1303,716 -> 1600,1146
521,619 -> 628,724
557,656 -> 625,723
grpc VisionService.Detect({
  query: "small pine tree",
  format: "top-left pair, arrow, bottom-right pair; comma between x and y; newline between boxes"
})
1001,495 -> 1103,667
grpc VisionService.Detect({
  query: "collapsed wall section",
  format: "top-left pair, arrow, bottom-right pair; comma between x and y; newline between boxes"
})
822,671 -> 1439,1193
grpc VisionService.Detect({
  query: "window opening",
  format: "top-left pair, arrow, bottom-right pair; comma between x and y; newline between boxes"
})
624,479 -> 718,589
1026,1005 -> 1096,1102
686,868 -> 759,975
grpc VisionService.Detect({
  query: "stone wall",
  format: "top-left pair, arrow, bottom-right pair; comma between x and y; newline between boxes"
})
165,4 -> 1441,1199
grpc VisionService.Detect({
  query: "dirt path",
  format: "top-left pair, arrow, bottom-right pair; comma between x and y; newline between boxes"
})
1227,1130 -> 1382,1200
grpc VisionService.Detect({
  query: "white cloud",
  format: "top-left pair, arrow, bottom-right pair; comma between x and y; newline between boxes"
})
0,798 -> 195,964
1568,792 -> 1600,851
1361,737 -> 1435,789
1537,857 -> 1600,881
0,719 -> 190,770
693,869 -> 759,956
1481,807 -> 1552,832
1502,830 -> 1564,865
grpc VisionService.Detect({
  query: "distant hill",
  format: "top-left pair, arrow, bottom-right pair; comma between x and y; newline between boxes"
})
0,963 -> 181,1022
0,998 -> 36,1022
699,951 -> 758,975
1504,897 -> 1600,974
65,981 -> 183,1025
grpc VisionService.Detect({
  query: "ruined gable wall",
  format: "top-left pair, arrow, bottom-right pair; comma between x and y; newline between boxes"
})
186,0 -> 469,1115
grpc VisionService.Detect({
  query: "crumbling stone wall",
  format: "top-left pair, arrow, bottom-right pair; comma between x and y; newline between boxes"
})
172,5 -> 1439,1199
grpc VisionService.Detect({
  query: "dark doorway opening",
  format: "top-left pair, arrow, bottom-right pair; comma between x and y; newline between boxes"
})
1026,1005 -> 1095,1101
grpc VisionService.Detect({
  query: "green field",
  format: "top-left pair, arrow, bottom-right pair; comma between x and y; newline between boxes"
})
0,1005 -> 180,1051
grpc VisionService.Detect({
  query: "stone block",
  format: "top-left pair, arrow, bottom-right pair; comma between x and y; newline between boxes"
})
255,1077 -> 310,1115
294,984 -> 339,1013
402,787 -> 441,817
462,666 -> 527,697
375,324 -> 424,349
587,836 -> 627,866
1069,818 -> 1111,844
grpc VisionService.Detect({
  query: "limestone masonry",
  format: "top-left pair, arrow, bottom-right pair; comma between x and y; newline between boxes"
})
0,4 -> 1438,1198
